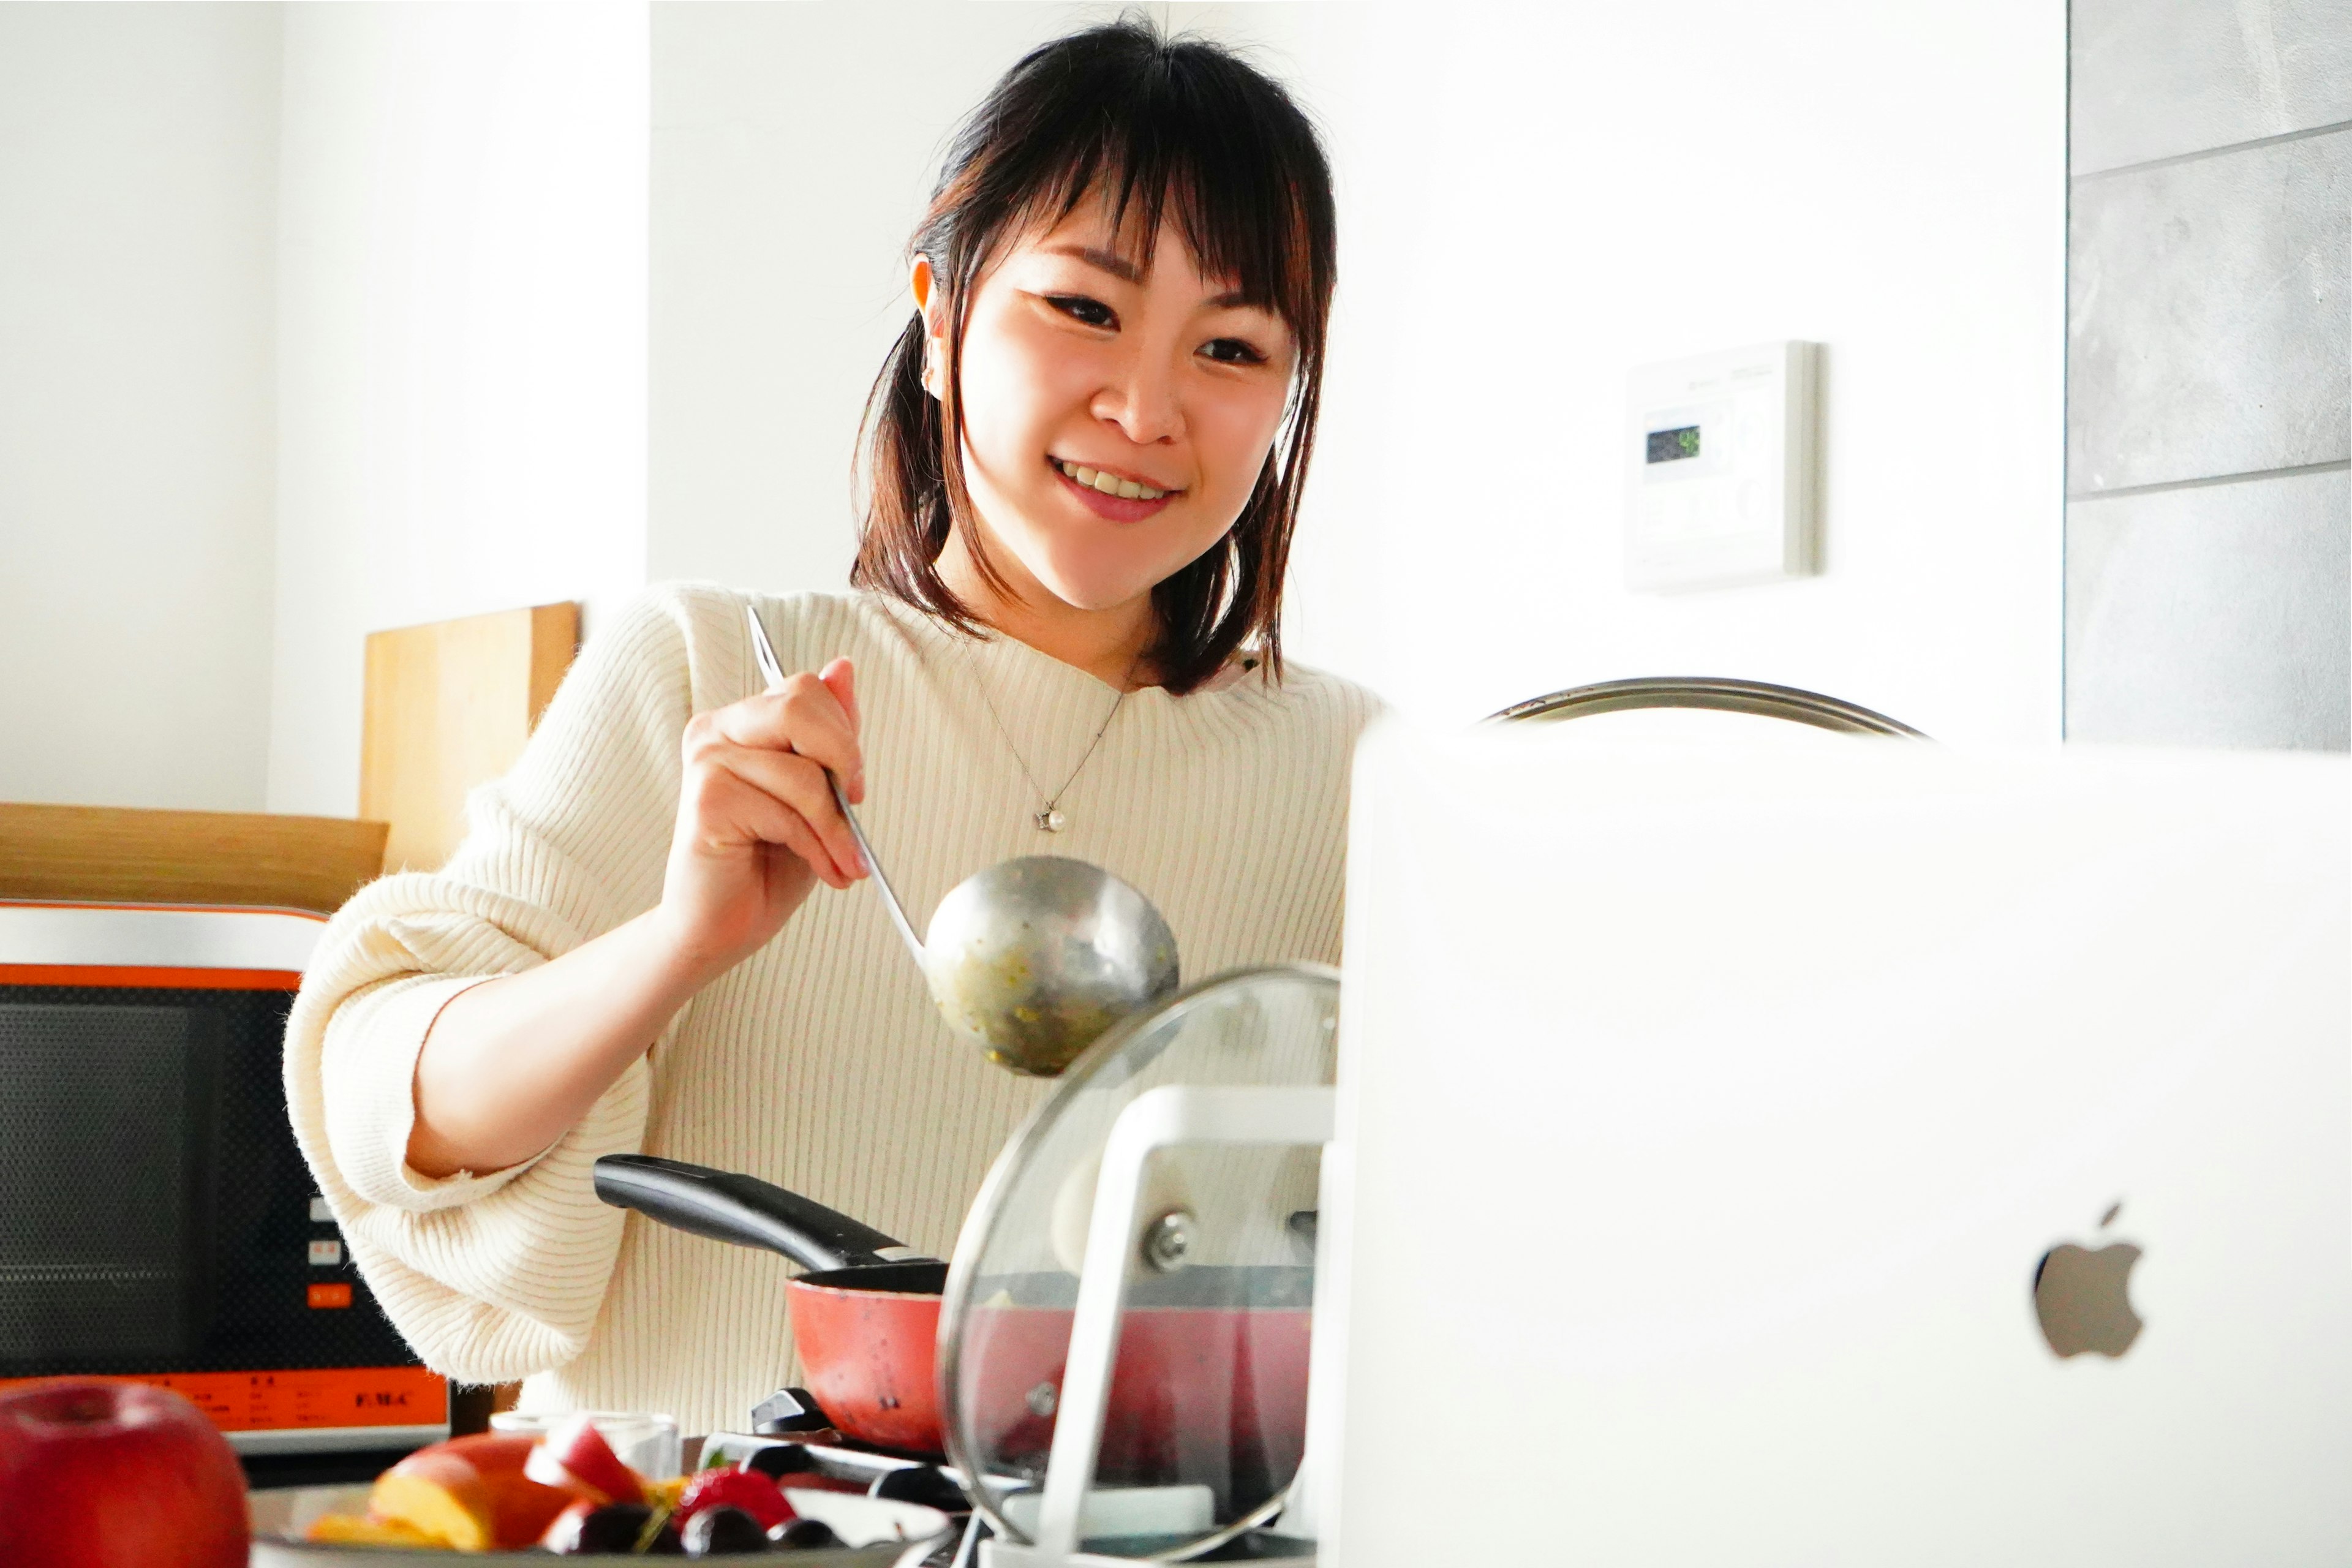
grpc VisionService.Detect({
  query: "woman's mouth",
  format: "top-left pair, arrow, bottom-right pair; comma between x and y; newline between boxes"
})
1050,457 -> 1181,520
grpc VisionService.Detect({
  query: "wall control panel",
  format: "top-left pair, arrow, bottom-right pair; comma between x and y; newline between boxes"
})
1624,341 -> 1819,591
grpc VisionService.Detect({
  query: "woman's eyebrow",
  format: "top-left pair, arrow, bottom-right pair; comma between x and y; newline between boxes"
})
1047,243 -> 1144,283
1043,242 -> 1262,312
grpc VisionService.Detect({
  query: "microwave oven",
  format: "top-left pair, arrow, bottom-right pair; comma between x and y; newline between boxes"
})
0,900 -> 447,1457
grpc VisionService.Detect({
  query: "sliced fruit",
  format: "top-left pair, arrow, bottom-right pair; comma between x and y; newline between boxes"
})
676,1464 -> 795,1531
481,1463 -> 589,1547
426,1432 -> 540,1471
525,1415 -> 646,1506
371,1431 -> 585,1548
303,1513 -> 440,1547
368,1450 -> 493,1550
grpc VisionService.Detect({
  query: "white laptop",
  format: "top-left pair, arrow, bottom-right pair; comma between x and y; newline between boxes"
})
1317,720 -> 2350,1566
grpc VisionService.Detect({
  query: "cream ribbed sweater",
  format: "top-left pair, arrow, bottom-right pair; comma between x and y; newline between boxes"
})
284,583 -> 1377,1438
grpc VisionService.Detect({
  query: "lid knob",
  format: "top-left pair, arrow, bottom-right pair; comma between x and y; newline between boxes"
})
1140,1208 -> 1195,1274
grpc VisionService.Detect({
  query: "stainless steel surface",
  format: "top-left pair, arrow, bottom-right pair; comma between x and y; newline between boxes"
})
1490,676 -> 1927,738
745,604 -> 1179,1075
921,854 -> 1181,1078
829,769 -> 927,962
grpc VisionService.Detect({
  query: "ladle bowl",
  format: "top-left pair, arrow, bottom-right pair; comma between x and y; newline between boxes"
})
922,856 -> 1180,1076
746,605 -> 1178,1075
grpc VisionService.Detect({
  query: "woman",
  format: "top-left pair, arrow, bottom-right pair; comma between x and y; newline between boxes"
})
287,19 -> 1374,1438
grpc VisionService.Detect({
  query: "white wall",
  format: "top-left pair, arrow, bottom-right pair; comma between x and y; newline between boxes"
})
0,3 -> 282,810
268,1 -> 651,818
4,0 -> 2064,819
1277,1 -> 2067,743
648,1 -> 1295,592
652,1 -> 2066,746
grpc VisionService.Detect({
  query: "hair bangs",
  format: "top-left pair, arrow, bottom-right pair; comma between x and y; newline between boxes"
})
1012,51 -> 1330,361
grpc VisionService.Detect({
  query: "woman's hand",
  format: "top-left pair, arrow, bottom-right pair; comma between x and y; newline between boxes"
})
653,657 -> 869,982
408,655 -> 871,1180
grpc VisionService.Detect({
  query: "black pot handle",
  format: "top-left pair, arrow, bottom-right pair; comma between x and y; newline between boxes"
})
593,1154 -> 929,1272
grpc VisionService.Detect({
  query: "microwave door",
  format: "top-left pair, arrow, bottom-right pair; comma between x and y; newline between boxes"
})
1,1003 -> 222,1368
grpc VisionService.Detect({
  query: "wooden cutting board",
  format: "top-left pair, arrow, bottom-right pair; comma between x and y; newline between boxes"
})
361,603 -> 579,874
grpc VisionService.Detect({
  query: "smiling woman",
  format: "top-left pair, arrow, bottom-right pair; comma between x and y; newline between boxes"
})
858,21 -> 1337,695
282,17 -> 1379,1439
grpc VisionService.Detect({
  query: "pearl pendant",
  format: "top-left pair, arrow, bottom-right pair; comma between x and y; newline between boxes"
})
1035,808 -> 1066,833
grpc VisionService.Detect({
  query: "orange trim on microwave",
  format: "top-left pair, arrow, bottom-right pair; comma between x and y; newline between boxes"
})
0,964 -> 304,991
0,1367 -> 447,1431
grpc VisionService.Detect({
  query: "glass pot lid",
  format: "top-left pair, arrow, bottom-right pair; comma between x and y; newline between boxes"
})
937,964 -> 1338,1560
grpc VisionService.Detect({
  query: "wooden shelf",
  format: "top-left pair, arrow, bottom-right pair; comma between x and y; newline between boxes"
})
0,802 -> 389,914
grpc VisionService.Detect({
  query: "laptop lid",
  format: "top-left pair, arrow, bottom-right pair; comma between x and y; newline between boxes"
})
1321,725 -> 2350,1565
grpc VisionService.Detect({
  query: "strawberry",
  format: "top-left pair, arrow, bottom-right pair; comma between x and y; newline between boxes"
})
676,1464 -> 796,1531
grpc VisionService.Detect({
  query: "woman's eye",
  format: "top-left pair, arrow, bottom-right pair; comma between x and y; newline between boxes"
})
1200,337 -> 1268,366
1047,295 -> 1115,328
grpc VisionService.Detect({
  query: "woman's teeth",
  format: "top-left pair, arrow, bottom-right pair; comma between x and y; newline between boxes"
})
1055,458 -> 1167,502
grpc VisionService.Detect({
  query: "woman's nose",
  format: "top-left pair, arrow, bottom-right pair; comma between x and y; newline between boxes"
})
1091,351 -> 1183,445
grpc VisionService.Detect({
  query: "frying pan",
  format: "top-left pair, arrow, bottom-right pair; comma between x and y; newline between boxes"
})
592,1153 -> 1311,1498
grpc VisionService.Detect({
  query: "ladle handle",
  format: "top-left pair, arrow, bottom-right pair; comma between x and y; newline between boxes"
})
828,771 -> 924,965
743,604 -> 925,967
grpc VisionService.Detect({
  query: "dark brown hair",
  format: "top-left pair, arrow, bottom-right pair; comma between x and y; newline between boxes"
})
850,17 -> 1337,695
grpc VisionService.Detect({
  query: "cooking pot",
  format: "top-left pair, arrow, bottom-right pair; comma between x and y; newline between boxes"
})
592,1155 -> 1313,1476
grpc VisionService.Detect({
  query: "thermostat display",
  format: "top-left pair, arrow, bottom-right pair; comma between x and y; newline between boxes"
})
1625,341 -> 1819,590
1646,426 -> 1702,464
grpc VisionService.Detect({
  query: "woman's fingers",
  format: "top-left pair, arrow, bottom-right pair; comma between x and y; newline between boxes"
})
719,745 -> 865,881
687,738 -> 870,884
674,658 -> 871,907
818,658 -> 862,801
697,761 -> 851,889
717,672 -> 863,785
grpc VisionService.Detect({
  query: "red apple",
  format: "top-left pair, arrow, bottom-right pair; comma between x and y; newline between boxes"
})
0,1379 -> 247,1568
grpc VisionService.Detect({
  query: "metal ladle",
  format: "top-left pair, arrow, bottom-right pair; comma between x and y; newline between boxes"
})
745,607 -> 1178,1076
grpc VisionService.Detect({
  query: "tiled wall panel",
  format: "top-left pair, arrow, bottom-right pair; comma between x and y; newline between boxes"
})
2068,129 -> 2348,494
2071,0 -> 2352,174
2066,0 -> 2348,754
2067,467 -> 2350,750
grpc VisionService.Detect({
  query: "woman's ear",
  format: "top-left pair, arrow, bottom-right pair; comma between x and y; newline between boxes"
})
911,257 -> 947,400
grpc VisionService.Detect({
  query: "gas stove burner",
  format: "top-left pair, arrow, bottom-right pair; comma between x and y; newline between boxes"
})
705,1430 -> 974,1513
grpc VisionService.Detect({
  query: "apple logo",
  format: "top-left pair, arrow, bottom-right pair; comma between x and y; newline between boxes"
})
2033,1201 -> 2144,1359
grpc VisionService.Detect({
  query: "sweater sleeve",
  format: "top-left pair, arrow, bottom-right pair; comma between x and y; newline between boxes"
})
282,587 -> 714,1385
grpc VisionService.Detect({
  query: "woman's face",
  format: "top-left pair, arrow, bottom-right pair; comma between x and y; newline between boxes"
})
925,196 -> 1298,617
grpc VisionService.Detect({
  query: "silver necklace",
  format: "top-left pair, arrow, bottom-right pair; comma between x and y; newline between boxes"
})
971,654 -> 1138,833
